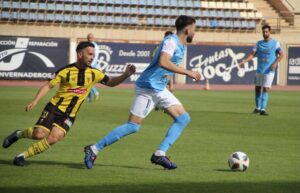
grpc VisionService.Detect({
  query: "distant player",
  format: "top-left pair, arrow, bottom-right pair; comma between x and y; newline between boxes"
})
87,33 -> 100,102
84,15 -> 200,170
2,42 -> 136,166
239,24 -> 283,115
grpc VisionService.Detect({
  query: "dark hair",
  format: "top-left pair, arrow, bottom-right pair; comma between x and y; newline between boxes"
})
164,31 -> 173,37
262,24 -> 271,31
76,41 -> 94,53
175,15 -> 196,31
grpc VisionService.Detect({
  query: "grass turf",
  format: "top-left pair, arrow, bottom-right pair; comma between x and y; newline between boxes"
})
0,87 -> 299,193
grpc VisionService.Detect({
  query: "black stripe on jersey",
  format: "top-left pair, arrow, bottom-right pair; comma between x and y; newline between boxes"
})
56,97 -> 64,107
77,69 -> 85,86
65,96 -> 79,115
66,71 -> 70,82
92,71 -> 95,82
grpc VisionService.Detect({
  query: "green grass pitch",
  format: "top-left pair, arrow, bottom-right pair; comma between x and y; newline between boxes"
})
0,87 -> 299,193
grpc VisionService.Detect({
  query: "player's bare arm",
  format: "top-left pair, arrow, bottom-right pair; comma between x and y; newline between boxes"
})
239,51 -> 256,67
159,52 -> 200,81
271,50 -> 284,70
167,76 -> 174,93
25,82 -> 54,112
105,64 -> 136,87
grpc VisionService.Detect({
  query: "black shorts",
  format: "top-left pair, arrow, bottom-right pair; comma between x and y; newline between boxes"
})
35,103 -> 75,134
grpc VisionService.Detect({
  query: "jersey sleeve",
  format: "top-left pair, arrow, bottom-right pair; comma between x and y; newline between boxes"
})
49,70 -> 63,87
94,69 -> 110,85
253,42 -> 258,52
161,38 -> 177,56
275,41 -> 282,52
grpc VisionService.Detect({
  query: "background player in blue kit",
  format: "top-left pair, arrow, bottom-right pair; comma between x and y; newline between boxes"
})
87,33 -> 100,102
239,24 -> 284,116
84,15 -> 201,170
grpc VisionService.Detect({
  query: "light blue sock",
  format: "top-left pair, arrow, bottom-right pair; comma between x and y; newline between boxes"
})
159,112 -> 191,152
255,90 -> 262,110
261,92 -> 269,110
95,122 -> 140,151
91,87 -> 99,96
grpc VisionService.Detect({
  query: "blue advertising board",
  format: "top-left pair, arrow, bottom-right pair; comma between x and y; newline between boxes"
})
94,42 -> 157,83
287,46 -> 300,85
186,44 -> 277,85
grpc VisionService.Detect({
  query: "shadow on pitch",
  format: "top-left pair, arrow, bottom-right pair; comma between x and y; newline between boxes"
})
0,182 -> 299,193
214,168 -> 236,172
0,159 -> 154,170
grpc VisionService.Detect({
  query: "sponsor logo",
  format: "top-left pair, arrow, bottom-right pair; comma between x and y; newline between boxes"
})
189,48 -> 257,82
64,118 -> 73,127
67,88 -> 87,94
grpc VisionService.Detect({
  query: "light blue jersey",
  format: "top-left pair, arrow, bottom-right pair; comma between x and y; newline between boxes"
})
254,39 -> 282,74
91,42 -> 99,69
136,34 -> 186,92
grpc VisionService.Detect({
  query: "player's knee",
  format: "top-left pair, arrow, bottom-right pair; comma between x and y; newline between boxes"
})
263,87 -> 269,92
47,132 -> 64,145
127,121 -> 141,133
32,128 -> 48,140
176,112 -> 191,126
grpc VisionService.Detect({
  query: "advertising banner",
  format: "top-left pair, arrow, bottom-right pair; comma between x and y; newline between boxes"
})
0,36 -> 69,80
287,46 -> 300,85
94,42 -> 156,83
186,44 -> 275,84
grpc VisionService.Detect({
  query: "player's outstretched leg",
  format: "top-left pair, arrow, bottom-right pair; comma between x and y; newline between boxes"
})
2,127 -> 35,148
84,121 -> 141,169
151,111 -> 190,170
91,87 -> 100,100
13,127 -> 64,167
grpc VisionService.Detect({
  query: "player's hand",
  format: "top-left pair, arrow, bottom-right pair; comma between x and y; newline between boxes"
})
25,101 -> 37,112
239,60 -> 245,68
271,63 -> 277,70
187,71 -> 201,81
124,64 -> 136,76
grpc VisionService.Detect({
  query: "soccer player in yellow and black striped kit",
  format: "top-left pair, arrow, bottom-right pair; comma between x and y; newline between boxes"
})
2,41 -> 136,166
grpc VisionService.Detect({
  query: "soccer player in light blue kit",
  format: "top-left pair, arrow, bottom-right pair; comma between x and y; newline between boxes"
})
87,33 -> 100,102
84,15 -> 201,169
239,25 -> 283,115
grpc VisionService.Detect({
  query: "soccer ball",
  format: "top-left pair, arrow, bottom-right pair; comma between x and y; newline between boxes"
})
228,151 -> 249,171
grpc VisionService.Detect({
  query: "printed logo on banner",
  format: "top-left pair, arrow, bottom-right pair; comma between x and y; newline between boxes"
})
189,48 -> 257,82
95,42 -> 154,83
0,36 -> 69,80
0,38 -> 55,71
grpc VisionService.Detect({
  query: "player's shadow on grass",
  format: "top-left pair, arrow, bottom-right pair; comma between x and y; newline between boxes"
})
0,159 -> 156,170
191,110 -> 252,115
0,182 -> 299,193
214,168 -> 237,172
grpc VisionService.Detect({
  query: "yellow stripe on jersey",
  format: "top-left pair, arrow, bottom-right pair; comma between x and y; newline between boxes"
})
49,63 -> 106,117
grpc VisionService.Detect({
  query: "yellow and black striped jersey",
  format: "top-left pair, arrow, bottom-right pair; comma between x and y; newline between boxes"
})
49,63 -> 108,117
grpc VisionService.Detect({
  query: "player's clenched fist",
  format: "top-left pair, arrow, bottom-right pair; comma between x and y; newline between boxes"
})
187,70 -> 201,81
125,64 -> 136,76
25,101 -> 37,112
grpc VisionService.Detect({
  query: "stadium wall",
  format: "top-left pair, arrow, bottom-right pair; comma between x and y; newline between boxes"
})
1,23 -> 300,85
